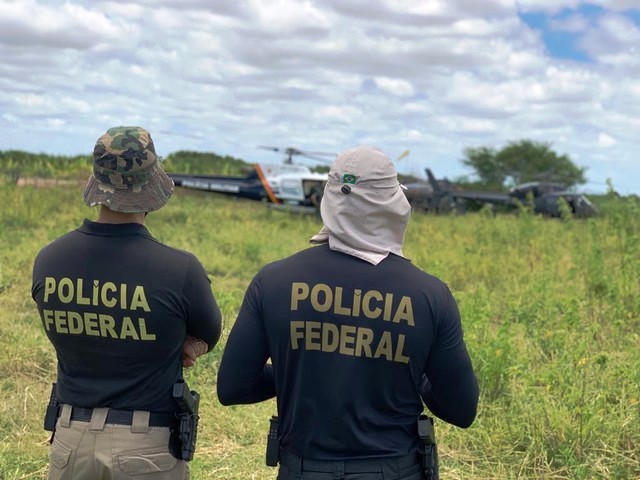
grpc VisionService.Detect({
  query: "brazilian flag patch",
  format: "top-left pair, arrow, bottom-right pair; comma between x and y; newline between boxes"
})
342,173 -> 357,184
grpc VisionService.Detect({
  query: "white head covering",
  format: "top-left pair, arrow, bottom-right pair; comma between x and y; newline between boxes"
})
310,146 -> 412,265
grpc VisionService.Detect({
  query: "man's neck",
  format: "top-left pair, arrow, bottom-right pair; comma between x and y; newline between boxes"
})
97,206 -> 146,225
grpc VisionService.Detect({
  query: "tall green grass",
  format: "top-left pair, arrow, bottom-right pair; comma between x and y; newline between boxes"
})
0,182 -> 638,479
0,149 -> 252,183
0,151 -> 90,182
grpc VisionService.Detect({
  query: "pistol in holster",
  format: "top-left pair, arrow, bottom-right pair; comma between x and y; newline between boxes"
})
172,380 -> 200,461
265,416 -> 280,467
418,414 -> 439,480
44,383 -> 59,433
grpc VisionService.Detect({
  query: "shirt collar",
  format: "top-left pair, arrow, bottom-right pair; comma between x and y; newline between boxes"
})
78,218 -> 152,237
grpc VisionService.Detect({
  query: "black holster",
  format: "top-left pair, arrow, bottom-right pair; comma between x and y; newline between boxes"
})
44,383 -> 59,433
266,416 -> 280,467
418,415 -> 439,480
172,380 -> 200,461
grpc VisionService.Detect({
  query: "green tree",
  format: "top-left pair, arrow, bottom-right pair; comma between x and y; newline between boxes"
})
462,140 -> 586,189
162,151 -> 250,176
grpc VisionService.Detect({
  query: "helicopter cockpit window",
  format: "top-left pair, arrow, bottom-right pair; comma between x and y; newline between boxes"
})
281,178 -> 303,197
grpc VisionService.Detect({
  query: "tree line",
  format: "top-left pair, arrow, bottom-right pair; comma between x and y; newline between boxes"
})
1,140 -> 588,192
459,139 -> 586,190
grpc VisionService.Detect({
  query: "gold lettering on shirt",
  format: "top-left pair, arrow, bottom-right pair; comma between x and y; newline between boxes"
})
42,277 -> 152,311
58,278 -> 74,304
310,284 -> 332,312
291,282 -> 310,310
39,277 -> 157,342
40,311 -> 157,342
362,290 -> 383,319
333,287 -> 350,316
287,282 -> 415,365
288,320 -> 410,365
321,323 -> 339,352
76,279 -> 90,305
99,314 -> 117,338
289,282 -> 414,323
84,312 -> 99,336
374,331 -> 393,361
305,321 -> 321,351
393,296 -> 415,326
290,321 -> 304,349
101,282 -> 117,308
338,325 -> 356,355
130,286 -> 150,312
355,327 -> 374,357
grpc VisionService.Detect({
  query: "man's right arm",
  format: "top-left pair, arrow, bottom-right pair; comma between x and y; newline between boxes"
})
217,276 -> 276,405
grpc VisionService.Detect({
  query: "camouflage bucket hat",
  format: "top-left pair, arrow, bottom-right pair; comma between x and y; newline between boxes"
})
83,126 -> 174,213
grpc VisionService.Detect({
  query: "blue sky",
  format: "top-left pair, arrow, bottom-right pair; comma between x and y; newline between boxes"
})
520,10 -> 595,62
1,0 -> 639,194
520,4 -> 639,63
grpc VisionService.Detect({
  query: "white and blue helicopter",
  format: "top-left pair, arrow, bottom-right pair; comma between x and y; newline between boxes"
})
168,147 -> 334,210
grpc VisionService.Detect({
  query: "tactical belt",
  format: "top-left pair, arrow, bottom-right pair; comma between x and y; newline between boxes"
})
66,407 -> 175,427
279,449 -> 420,474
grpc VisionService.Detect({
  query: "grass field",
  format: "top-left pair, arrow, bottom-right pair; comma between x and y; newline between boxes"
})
0,179 -> 638,479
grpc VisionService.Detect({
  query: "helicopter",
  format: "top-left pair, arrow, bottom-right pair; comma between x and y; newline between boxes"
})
170,148 -> 596,217
168,147 -> 334,210
403,168 -> 598,217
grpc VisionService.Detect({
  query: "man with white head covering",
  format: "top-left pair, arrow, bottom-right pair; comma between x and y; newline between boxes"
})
32,126 -> 222,479
218,146 -> 478,480
309,146 -> 412,264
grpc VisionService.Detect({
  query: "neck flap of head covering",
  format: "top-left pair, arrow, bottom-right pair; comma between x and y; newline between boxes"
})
310,146 -> 411,265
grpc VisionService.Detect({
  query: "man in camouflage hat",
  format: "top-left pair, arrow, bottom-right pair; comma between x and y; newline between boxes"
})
83,126 -> 174,212
32,126 -> 222,479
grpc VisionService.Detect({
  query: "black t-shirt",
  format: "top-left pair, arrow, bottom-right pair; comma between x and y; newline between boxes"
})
32,219 -> 222,413
218,244 -> 478,460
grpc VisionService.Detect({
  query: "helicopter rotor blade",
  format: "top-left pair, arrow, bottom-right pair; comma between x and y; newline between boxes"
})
257,145 -> 281,152
258,146 -> 337,164
297,150 -> 337,157
297,153 -> 335,164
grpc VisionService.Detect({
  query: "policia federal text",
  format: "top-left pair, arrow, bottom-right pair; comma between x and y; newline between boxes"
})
289,282 -> 414,364
40,276 -> 156,341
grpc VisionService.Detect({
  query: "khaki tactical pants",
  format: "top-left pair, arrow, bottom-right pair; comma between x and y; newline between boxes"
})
48,404 -> 189,480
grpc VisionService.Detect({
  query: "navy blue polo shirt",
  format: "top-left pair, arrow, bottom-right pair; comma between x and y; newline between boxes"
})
218,244 -> 478,460
32,219 -> 222,413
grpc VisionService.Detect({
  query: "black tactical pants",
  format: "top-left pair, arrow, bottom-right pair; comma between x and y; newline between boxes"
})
277,449 -> 423,480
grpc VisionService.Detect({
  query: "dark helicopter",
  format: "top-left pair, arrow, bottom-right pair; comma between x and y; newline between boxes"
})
403,169 -> 597,217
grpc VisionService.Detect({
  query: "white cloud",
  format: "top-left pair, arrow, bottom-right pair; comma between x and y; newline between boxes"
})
250,0 -> 331,32
15,93 -> 49,108
598,132 -> 616,147
47,118 -> 66,128
516,0 -> 582,14
2,113 -> 18,123
578,13 -> 640,63
315,105 -> 363,124
0,0 -> 638,193
459,119 -> 498,133
0,0 -> 134,49
588,0 -> 640,11
401,129 -> 422,140
598,13 -> 640,44
374,77 -> 415,97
